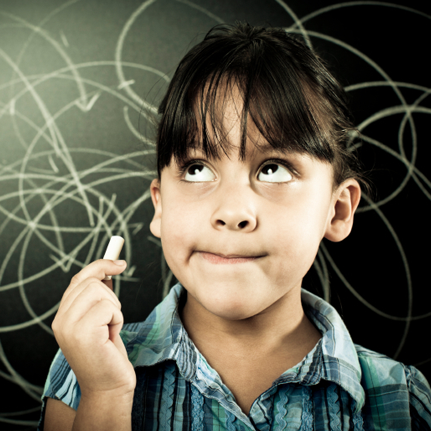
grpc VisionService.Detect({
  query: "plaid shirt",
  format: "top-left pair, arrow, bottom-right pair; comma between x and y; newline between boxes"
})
39,283 -> 431,430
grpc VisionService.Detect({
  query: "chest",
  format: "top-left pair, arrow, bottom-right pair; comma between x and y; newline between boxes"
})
211,355 -> 306,415
132,362 -> 386,431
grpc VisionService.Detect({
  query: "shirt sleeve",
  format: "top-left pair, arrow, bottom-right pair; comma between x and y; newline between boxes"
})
404,364 -> 431,430
37,328 -> 137,430
37,348 -> 81,431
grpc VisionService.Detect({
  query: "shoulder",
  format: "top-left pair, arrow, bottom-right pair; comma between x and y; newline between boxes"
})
355,343 -> 409,384
354,343 -> 430,390
354,344 -> 431,428
354,343 -> 430,394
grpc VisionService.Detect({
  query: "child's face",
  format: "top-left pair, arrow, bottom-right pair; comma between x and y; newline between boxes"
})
150,89 -> 357,321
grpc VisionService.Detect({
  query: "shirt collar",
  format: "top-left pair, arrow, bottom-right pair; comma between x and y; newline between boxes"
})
123,283 -> 365,410
301,289 -> 365,410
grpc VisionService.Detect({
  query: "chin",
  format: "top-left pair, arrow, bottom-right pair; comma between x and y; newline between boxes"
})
201,296 -> 261,321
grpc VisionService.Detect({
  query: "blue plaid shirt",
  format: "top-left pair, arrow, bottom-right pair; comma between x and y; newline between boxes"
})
39,283 -> 431,430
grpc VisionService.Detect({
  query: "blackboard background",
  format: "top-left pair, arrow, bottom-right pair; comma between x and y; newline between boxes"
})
1,0 -> 430,428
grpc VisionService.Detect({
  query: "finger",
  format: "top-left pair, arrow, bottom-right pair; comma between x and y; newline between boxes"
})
70,259 -> 127,288
74,299 -> 124,346
63,259 -> 127,301
60,299 -> 124,360
59,276 -> 121,316
57,280 -> 121,324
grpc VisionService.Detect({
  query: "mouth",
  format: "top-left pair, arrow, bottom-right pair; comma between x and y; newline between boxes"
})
198,251 -> 264,264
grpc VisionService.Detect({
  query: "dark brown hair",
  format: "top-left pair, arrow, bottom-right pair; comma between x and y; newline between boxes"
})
156,22 -> 369,192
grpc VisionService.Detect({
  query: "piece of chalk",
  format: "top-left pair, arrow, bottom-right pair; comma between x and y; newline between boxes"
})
102,236 -> 124,280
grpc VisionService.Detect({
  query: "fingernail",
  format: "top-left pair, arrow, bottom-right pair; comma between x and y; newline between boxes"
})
114,260 -> 126,266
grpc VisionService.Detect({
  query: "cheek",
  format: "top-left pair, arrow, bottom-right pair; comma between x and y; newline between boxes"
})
273,196 -> 330,256
160,196 -> 203,254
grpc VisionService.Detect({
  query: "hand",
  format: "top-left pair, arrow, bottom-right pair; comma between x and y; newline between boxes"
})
51,260 -> 136,400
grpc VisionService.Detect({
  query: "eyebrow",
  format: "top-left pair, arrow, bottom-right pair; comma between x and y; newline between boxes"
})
250,143 -> 298,157
185,142 -> 299,160
254,143 -> 283,153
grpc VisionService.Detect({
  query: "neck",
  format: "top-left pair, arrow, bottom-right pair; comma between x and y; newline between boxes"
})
181,285 -> 320,356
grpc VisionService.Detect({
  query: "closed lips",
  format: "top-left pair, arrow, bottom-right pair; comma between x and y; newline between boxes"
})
199,251 -> 264,264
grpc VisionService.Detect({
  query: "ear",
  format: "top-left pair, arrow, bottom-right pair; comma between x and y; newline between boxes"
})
149,178 -> 162,238
324,179 -> 361,242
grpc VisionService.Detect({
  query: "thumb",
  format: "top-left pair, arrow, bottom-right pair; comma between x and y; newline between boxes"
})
103,259 -> 128,284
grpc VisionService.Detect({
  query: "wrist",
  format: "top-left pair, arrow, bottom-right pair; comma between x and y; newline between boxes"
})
73,390 -> 134,431
80,386 -> 135,403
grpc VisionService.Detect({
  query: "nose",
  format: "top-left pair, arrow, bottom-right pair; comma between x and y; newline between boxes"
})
210,186 -> 257,232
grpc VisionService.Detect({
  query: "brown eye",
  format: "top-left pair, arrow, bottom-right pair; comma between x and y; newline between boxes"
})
258,163 -> 292,183
261,164 -> 279,175
184,163 -> 216,182
187,164 -> 204,175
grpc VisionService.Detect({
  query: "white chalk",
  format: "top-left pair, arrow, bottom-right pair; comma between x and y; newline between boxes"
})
102,236 -> 124,280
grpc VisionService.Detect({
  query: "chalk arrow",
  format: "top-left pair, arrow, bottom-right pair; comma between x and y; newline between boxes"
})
75,93 -> 101,112
133,223 -> 144,235
50,249 -> 80,273
118,79 -> 135,90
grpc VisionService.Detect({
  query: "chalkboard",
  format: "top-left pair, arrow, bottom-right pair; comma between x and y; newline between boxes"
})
0,0 -> 430,428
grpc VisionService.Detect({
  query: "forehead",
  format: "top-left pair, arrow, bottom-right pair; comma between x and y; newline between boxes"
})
190,83 -> 288,160
189,85 -> 325,165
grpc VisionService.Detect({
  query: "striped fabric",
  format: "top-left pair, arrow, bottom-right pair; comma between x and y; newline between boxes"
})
39,284 -> 431,430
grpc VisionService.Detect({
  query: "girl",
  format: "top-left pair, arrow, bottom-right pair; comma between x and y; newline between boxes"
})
39,23 -> 431,430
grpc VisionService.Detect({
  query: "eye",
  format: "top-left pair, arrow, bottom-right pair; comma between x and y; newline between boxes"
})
183,162 -> 216,182
257,162 -> 293,183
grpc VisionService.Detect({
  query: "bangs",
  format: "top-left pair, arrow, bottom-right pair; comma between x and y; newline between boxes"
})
157,24 -> 346,175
